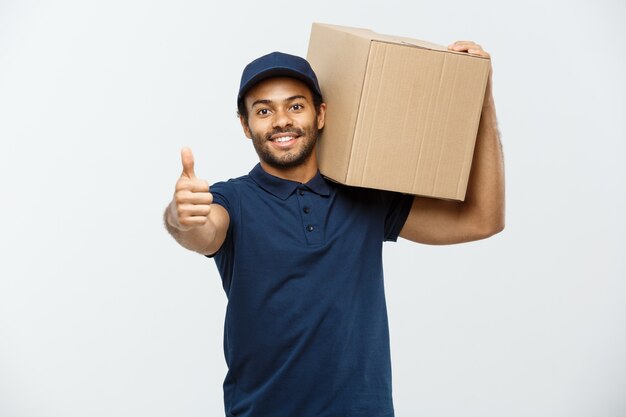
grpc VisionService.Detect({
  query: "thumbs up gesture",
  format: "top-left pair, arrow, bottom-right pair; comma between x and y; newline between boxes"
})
168,147 -> 213,231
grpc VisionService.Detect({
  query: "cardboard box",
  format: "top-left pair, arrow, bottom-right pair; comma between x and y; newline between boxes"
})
306,23 -> 491,200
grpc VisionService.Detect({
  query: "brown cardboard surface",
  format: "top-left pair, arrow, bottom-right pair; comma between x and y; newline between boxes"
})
307,23 -> 491,200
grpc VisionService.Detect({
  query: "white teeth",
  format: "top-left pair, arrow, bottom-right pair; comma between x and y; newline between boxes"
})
274,136 -> 295,143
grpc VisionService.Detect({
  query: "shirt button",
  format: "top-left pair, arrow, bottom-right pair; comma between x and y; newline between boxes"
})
303,206 -> 310,214
299,190 -> 305,196
306,224 -> 314,232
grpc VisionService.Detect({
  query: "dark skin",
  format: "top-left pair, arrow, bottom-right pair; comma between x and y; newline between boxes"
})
164,40 -> 504,252
400,41 -> 504,244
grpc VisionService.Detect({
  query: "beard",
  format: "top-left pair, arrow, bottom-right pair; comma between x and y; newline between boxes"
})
249,123 -> 320,169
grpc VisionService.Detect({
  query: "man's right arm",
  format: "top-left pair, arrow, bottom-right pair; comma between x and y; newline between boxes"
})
164,147 -> 230,255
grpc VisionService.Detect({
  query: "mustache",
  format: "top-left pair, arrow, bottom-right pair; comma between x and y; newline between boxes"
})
264,127 -> 306,141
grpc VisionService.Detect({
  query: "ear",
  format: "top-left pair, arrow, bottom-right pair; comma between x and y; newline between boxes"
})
239,115 -> 252,139
316,103 -> 327,130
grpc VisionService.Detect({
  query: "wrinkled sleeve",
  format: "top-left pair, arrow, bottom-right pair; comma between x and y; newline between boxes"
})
381,191 -> 413,242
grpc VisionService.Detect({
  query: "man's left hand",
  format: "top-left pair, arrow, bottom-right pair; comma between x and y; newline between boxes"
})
448,41 -> 491,59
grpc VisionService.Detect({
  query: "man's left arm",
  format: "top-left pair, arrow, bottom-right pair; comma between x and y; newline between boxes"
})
399,41 -> 505,245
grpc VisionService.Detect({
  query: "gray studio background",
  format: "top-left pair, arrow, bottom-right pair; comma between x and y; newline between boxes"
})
1,0 -> 625,416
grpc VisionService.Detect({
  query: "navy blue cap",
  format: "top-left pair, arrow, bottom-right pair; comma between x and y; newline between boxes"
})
237,52 -> 322,106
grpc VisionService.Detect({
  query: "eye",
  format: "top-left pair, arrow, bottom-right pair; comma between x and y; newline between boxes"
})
256,108 -> 271,116
291,103 -> 304,111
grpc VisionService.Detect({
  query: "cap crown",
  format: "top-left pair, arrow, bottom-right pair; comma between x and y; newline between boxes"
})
238,52 -> 322,106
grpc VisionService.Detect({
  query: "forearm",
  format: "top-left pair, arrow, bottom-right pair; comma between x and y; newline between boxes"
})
462,74 -> 505,235
399,75 -> 505,245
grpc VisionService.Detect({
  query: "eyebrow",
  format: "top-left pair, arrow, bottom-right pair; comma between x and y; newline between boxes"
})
251,95 -> 309,108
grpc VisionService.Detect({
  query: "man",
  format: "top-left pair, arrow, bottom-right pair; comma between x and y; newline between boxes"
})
165,41 -> 504,417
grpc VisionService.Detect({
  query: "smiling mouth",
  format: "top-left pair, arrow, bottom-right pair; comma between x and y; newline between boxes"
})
268,130 -> 303,147
272,135 -> 298,143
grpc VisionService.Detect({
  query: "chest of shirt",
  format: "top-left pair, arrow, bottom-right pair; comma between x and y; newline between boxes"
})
231,184 -> 387,252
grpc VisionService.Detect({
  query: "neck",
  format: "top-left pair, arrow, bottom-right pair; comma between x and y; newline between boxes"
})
259,153 -> 319,183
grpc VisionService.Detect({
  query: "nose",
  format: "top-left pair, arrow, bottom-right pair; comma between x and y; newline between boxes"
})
272,108 -> 293,129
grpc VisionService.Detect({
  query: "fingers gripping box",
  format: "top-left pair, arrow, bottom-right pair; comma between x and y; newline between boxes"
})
307,23 -> 491,200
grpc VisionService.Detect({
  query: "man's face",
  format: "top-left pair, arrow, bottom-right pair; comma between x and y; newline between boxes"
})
241,77 -> 326,170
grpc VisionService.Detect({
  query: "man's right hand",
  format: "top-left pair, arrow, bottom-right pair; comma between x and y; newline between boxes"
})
168,147 -> 213,231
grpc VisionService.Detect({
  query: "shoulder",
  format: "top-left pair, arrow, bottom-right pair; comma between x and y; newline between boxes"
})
333,182 -> 405,207
211,173 -> 251,189
211,173 -> 257,195
210,174 -> 255,213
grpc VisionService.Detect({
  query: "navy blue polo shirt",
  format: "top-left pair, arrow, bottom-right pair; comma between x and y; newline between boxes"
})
209,164 -> 413,417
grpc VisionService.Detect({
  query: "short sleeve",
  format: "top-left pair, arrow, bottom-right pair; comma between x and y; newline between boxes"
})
210,181 -> 235,217
204,180 -> 238,259
381,191 -> 413,242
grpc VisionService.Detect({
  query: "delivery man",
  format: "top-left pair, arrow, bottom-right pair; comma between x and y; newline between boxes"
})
164,41 -> 504,417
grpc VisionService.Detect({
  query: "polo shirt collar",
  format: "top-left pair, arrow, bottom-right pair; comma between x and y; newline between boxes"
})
249,163 -> 331,200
